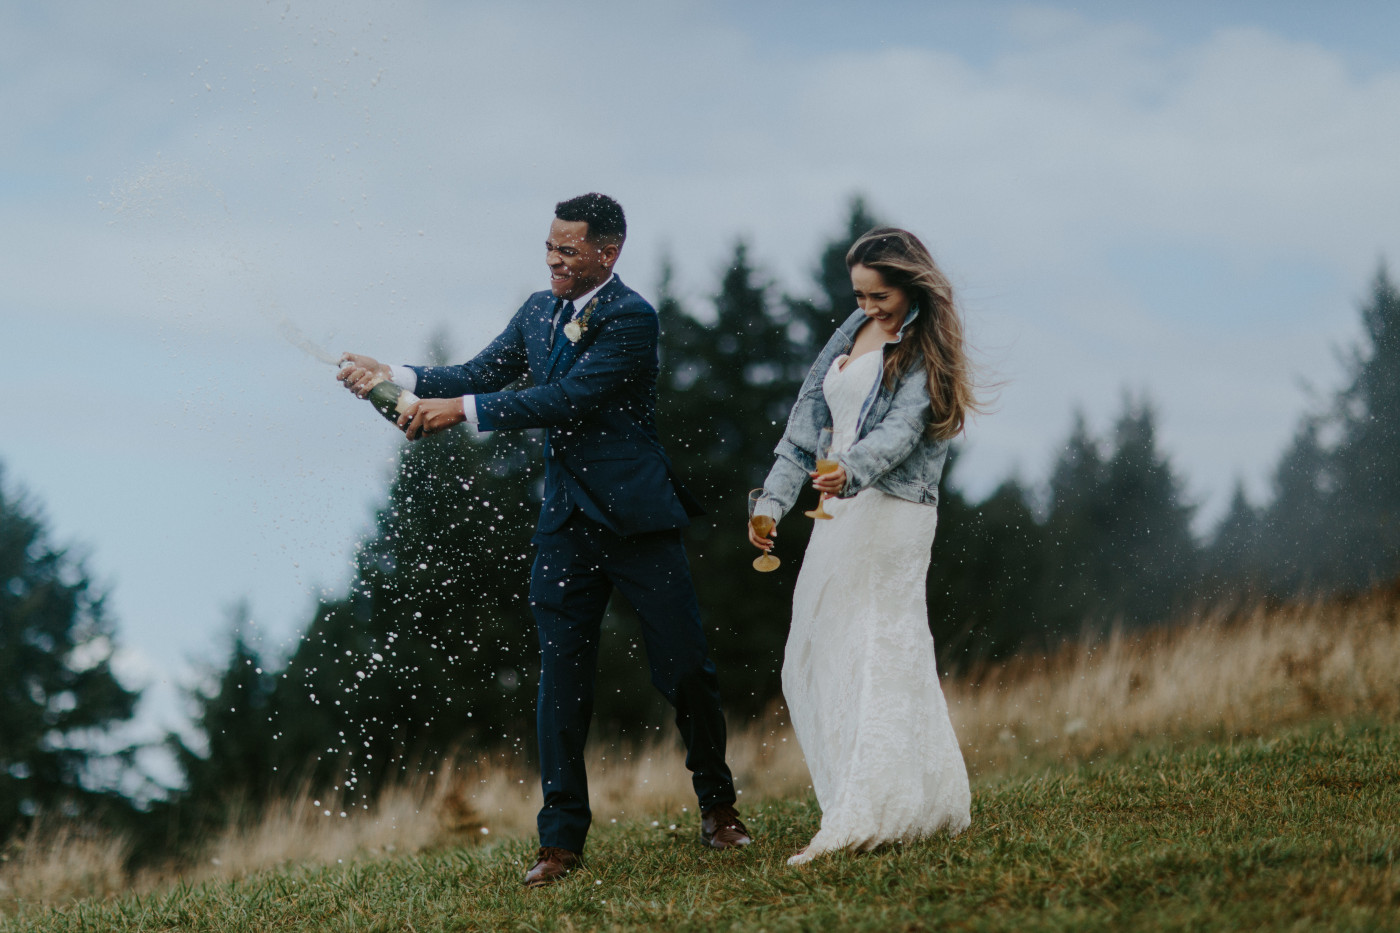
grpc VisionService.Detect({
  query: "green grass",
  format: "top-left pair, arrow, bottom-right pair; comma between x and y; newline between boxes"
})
6,719 -> 1398,932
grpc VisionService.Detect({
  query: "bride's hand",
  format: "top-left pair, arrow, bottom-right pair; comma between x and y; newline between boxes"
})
748,521 -> 776,551
812,464 -> 846,495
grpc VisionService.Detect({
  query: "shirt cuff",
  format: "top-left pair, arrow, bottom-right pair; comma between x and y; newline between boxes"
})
390,364 -> 417,392
461,395 -> 478,424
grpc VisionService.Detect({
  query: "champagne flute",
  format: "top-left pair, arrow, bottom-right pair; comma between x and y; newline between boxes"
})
748,489 -> 781,572
804,427 -> 838,520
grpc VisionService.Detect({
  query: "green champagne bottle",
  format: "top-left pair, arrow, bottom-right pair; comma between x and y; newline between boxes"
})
365,378 -> 419,425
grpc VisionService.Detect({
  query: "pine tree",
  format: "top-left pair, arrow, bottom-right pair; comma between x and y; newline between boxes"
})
1040,412 -> 1109,637
1260,418 -> 1333,595
1247,264 -> 1400,598
268,426 -> 543,800
0,466 -> 140,837
654,243 -> 807,718
925,468 -> 1046,667
1099,396 -> 1198,624
1040,401 -> 1198,634
1204,479 -> 1265,601
1327,265 -> 1400,588
171,602 -> 278,823
785,196 -> 882,365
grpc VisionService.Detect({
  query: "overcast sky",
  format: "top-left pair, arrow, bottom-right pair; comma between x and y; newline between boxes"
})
4,0 -> 1400,776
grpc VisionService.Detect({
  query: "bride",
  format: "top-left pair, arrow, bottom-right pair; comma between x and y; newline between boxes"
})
749,227 -> 980,865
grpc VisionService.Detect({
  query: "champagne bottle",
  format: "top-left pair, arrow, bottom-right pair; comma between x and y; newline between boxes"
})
365,377 -> 419,424
339,361 -> 419,426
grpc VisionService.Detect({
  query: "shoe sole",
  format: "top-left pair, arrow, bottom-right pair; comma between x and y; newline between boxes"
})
523,865 -> 578,887
701,836 -> 753,849
524,872 -> 572,888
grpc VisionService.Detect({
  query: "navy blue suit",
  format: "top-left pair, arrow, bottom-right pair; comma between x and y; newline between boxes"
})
410,276 -> 735,852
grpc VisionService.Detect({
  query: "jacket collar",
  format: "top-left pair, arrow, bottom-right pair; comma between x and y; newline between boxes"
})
545,276 -> 627,378
837,305 -> 921,345
561,272 -> 617,315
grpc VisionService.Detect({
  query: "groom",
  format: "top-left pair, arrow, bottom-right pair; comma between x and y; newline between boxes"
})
338,193 -> 752,887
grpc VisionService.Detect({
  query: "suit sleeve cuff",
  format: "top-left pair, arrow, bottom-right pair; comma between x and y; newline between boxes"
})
390,364 -> 418,392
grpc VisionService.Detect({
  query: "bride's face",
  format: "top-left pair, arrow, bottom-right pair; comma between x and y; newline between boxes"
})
851,264 -> 912,338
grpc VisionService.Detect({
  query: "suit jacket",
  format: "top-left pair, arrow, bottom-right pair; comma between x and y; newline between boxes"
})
409,276 -> 704,537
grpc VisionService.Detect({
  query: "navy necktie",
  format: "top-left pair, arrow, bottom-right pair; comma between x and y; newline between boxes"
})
552,300 -> 576,349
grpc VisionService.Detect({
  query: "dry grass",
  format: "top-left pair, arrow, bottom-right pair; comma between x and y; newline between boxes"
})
191,772 -> 464,881
4,583 -> 1398,913
950,585 -> 1400,778
0,822 -> 128,909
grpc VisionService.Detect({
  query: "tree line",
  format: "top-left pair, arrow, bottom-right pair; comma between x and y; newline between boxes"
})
2,197 -> 1398,853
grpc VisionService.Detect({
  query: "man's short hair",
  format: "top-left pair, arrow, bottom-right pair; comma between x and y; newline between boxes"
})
555,193 -> 626,245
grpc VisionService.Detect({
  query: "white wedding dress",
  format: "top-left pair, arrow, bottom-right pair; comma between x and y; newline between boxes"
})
783,350 -> 971,865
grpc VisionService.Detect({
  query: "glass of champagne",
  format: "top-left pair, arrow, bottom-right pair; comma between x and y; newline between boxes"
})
804,427 -> 838,520
748,489 -> 781,572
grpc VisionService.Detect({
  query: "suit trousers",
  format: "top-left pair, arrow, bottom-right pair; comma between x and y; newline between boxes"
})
528,512 -> 736,852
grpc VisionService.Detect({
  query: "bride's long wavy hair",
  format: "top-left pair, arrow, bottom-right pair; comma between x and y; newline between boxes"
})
846,227 -> 980,440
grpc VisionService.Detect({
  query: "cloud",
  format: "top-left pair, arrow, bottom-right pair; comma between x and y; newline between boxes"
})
4,1 -> 1400,740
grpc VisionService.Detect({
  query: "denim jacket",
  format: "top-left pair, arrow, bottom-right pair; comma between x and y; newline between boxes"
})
757,308 -> 950,522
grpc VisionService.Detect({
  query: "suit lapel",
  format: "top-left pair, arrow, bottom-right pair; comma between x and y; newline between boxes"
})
546,277 -> 624,381
545,305 -> 573,376
530,297 -> 562,379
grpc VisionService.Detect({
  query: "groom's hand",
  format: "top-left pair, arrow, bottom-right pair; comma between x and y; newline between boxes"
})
338,352 -> 391,398
399,398 -> 466,441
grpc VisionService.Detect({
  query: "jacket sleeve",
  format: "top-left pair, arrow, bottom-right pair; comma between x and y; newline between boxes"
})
836,365 -> 931,497
757,375 -> 833,523
407,306 -> 530,398
755,329 -> 847,523
474,306 -> 656,431
758,436 -> 816,524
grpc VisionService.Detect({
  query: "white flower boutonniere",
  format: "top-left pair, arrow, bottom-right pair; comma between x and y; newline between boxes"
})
563,296 -> 600,343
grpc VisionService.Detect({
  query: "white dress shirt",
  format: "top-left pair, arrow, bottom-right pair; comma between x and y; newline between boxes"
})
391,274 -> 614,425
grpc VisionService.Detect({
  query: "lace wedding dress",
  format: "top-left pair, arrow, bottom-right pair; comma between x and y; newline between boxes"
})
783,350 -> 971,865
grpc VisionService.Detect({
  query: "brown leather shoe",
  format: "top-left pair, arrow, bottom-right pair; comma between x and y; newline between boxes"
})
523,846 -> 581,887
700,803 -> 753,849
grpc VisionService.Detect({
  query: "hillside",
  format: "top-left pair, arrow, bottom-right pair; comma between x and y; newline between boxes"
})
4,719 -> 1396,932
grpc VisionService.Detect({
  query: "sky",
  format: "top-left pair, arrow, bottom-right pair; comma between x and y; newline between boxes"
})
3,0 -> 1400,783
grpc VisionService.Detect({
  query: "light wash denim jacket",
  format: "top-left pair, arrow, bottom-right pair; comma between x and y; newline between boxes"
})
757,307 -> 950,522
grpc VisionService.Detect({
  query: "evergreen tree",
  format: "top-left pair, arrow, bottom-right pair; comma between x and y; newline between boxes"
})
170,602 -> 278,825
1326,266 -> 1400,588
268,425 -> 543,801
1099,397 -> 1198,623
1247,264 -> 1400,598
1040,400 -> 1198,634
1259,418 -> 1332,595
1040,412 -> 1110,637
655,243 -> 808,718
0,466 -> 140,838
925,468 -> 1046,667
1203,480 -> 1265,602
785,196 -> 882,365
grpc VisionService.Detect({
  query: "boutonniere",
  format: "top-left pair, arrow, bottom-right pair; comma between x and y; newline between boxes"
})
563,296 -> 600,344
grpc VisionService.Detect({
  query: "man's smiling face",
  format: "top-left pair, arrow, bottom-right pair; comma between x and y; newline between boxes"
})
546,218 -> 618,300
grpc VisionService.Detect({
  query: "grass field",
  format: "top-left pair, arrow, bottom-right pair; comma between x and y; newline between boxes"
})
3,718 -> 1396,932
3,587 -> 1398,929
